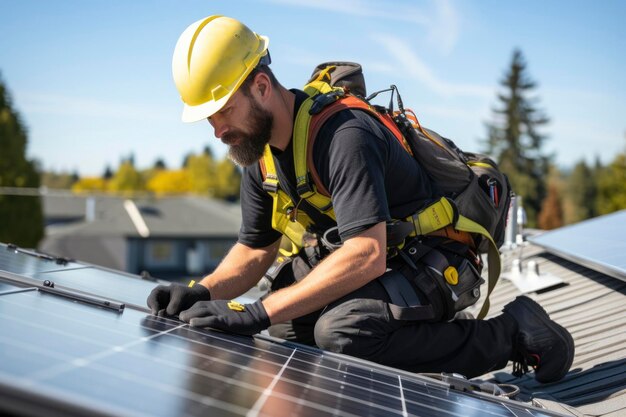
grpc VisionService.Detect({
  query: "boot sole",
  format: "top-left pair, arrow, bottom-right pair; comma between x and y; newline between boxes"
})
516,297 -> 575,383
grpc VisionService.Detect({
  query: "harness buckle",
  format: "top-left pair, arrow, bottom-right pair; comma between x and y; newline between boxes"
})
296,181 -> 314,198
262,177 -> 279,193
309,89 -> 346,115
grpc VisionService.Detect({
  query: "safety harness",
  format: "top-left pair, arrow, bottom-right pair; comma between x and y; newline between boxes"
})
259,71 -> 503,319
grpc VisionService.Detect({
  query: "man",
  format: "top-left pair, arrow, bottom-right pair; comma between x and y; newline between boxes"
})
148,15 -> 574,382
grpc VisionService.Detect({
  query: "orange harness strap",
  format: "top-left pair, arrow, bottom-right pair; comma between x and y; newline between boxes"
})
305,96 -> 412,197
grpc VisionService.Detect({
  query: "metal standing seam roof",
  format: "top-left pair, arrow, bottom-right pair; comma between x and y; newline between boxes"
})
470,243 -> 626,417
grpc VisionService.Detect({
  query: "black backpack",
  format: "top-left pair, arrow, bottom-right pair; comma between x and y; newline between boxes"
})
305,62 -> 513,319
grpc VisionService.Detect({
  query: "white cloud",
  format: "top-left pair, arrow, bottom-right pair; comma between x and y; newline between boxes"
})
425,0 -> 460,55
265,0 -> 459,55
372,33 -> 493,98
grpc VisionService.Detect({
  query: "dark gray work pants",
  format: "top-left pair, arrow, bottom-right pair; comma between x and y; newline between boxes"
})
267,257 -> 516,378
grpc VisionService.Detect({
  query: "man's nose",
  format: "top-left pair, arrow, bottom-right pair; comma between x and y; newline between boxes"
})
207,116 -> 228,139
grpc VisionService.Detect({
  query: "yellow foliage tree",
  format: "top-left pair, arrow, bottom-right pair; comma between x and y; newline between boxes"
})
214,158 -> 241,200
72,177 -> 108,193
187,153 -> 217,195
108,161 -> 144,194
146,169 -> 191,195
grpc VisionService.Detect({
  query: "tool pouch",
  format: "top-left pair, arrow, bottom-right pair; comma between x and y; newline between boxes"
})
384,238 -> 484,322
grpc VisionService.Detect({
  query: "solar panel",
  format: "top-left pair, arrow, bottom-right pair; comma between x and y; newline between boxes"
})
0,243 -> 156,308
0,248 -> 560,417
0,280 -> 23,294
528,210 -> 626,282
0,243 -> 83,275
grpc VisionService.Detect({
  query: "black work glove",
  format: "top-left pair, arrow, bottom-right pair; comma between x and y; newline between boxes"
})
179,299 -> 270,336
146,283 -> 211,317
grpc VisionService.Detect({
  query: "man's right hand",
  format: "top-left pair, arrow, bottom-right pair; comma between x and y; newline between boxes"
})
146,283 -> 211,317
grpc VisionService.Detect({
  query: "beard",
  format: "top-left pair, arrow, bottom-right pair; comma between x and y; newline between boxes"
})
223,100 -> 273,167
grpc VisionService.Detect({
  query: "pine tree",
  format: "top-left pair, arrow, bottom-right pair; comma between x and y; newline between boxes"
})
0,74 -> 44,247
484,49 -> 551,227
566,159 -> 597,223
181,152 -> 193,168
153,158 -> 167,170
103,165 -> 114,180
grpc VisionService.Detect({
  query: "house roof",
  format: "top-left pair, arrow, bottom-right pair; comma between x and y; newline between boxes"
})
40,235 -> 128,272
469,229 -> 626,416
41,195 -> 242,238
134,196 -> 242,237
39,195 -> 242,272
43,193 -> 89,219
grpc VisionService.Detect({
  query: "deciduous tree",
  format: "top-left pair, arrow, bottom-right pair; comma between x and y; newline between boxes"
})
146,169 -> 191,194
595,153 -> 626,215
108,160 -> 144,194
538,184 -> 563,230
214,158 -> 241,201
187,152 -> 217,195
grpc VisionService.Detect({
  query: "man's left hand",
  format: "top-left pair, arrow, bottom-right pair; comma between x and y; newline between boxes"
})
179,299 -> 271,336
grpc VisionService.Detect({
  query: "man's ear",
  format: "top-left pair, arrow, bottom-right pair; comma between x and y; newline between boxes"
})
254,72 -> 271,101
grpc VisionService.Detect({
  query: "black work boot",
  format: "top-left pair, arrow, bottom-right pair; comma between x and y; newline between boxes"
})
503,296 -> 574,383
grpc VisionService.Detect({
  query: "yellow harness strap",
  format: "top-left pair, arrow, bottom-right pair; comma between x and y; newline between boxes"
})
291,88 -> 339,216
410,197 -> 500,319
261,145 -> 309,256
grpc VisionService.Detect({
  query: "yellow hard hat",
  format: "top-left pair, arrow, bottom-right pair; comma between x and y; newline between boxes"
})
172,15 -> 270,123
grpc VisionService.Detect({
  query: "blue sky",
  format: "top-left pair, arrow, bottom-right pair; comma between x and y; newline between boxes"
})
1,0 -> 624,176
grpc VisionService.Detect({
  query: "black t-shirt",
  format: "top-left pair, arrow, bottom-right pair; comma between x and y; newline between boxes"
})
238,89 -> 433,248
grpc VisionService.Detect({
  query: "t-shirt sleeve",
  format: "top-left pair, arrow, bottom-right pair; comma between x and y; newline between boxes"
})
317,111 -> 392,241
237,164 -> 282,248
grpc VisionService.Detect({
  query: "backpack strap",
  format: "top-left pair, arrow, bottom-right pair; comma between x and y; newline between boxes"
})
291,89 -> 340,217
408,196 -> 501,319
295,94 -> 412,204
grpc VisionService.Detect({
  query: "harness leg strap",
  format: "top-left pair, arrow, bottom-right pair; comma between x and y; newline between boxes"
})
378,270 -> 437,321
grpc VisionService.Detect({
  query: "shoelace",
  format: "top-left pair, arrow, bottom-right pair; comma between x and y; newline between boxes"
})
512,347 -> 540,378
512,359 -> 529,378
